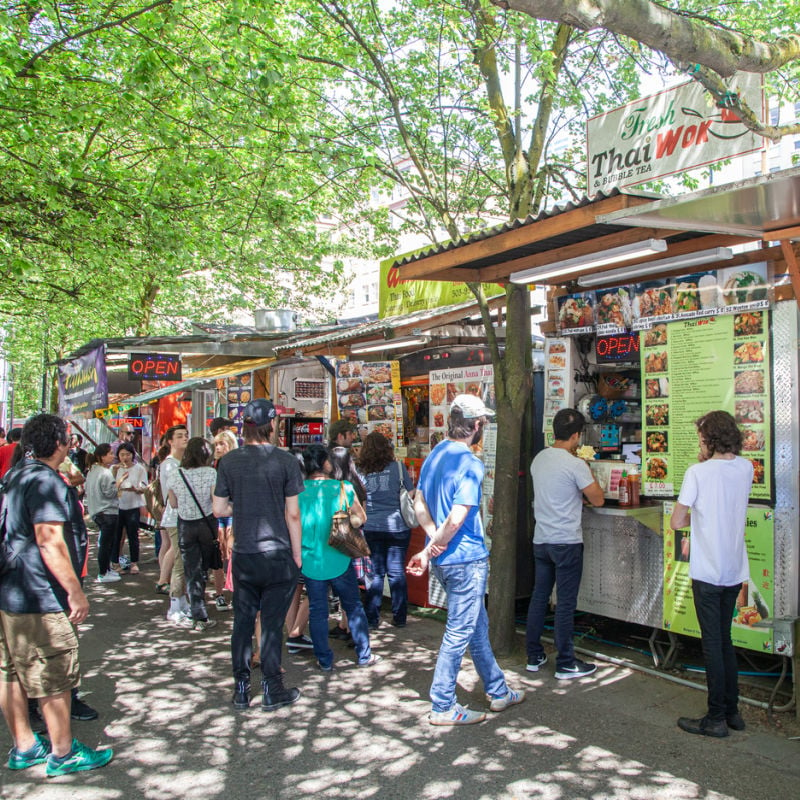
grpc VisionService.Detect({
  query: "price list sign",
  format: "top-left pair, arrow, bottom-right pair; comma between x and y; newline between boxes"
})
641,312 -> 771,501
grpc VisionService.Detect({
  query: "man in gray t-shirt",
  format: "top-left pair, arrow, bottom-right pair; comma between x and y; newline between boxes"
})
526,408 -> 604,680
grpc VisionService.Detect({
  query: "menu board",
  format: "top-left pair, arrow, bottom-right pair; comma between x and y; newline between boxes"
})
224,372 -> 253,434
428,364 -> 495,451
335,361 -> 402,448
663,503 -> 775,654
556,263 -> 769,335
641,312 -> 771,501
543,338 -> 573,445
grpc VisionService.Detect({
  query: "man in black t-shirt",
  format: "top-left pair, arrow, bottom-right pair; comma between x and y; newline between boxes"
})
213,399 -> 304,712
0,414 -> 113,777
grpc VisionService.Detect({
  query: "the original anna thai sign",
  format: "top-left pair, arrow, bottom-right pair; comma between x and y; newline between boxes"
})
586,74 -> 763,191
58,345 -> 109,417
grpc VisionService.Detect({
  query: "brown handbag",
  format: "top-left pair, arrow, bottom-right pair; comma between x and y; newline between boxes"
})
328,482 -> 370,559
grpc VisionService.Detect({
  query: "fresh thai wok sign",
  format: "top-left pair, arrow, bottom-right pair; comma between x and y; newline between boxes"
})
58,345 -> 108,416
587,74 -> 763,190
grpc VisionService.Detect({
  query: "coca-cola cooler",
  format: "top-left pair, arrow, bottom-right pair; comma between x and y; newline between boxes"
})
280,417 -> 325,449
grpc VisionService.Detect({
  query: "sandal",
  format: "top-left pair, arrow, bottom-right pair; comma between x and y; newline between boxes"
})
155,583 -> 170,595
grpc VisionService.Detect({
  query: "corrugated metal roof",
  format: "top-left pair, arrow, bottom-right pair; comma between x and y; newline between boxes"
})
273,296 -> 503,353
391,189 -> 661,269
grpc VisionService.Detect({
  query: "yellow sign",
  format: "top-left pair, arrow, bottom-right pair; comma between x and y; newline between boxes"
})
379,254 -> 503,318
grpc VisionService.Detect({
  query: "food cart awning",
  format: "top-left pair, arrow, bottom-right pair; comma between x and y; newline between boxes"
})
393,190 -> 759,287
117,356 -> 276,407
273,296 -> 506,357
596,166 -> 800,238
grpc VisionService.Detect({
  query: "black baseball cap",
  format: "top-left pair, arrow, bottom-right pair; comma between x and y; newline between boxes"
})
242,399 -> 277,426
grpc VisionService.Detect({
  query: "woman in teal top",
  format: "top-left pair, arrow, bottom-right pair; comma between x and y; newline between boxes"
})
299,445 -> 379,670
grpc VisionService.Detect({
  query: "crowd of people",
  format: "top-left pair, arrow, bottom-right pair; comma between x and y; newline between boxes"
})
0,396 -> 754,779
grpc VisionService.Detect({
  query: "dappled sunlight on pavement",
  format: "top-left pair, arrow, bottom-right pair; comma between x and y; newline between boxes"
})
1,544 -> 798,799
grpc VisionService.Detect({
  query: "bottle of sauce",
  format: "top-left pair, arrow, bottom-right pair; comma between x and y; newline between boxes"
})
628,467 -> 640,507
618,470 -> 631,506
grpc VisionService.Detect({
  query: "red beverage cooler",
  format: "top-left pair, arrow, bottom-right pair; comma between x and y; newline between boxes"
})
402,457 -> 434,608
279,417 -> 325,449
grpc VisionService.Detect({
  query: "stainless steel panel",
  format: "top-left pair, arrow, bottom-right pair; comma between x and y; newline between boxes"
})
772,301 -> 799,629
579,509 -> 664,629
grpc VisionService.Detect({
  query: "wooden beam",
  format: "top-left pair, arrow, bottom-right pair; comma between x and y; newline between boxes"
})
763,226 -> 800,241
779,240 -> 800,310
395,194 -> 654,281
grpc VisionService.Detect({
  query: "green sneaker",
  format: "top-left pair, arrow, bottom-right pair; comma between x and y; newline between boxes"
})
45,739 -> 113,777
7,732 -> 50,770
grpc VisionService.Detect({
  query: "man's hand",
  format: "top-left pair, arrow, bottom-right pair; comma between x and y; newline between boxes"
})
67,588 -> 89,625
406,548 -> 430,576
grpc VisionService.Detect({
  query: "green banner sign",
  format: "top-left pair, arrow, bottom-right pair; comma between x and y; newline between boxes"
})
663,503 -> 775,653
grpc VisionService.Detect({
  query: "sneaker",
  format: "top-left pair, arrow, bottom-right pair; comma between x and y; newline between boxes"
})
45,739 -> 113,777
727,712 -> 746,731
8,732 -> 50,770
555,659 -> 597,680
489,688 -> 526,712
71,696 -> 99,721
357,654 -> 382,668
287,635 -> 313,650
429,703 -> 487,726
167,611 -> 194,628
329,626 -> 350,640
214,595 -> 231,612
261,685 -> 301,712
192,618 -> 217,632
677,715 -> 729,738
526,653 -> 548,672
318,662 -> 335,672
118,555 -> 131,569
96,571 -> 121,583
232,681 -> 251,709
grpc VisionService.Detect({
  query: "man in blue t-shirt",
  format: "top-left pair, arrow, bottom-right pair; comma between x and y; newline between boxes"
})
526,408 -> 604,680
407,394 -> 524,726
0,414 -> 113,777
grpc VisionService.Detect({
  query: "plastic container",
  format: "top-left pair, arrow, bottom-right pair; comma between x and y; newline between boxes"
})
628,469 -> 640,507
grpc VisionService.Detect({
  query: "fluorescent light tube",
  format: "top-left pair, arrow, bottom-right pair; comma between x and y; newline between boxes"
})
350,336 -> 430,354
509,239 -> 667,284
576,247 -> 734,288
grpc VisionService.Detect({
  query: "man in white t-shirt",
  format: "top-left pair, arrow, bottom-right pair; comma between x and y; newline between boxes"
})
671,410 -> 754,738
526,408 -> 604,680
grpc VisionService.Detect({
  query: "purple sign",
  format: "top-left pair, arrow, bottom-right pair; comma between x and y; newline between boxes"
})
58,345 -> 108,416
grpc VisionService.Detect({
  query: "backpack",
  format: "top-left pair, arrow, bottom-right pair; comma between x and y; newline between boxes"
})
143,466 -> 165,525
0,474 -> 16,575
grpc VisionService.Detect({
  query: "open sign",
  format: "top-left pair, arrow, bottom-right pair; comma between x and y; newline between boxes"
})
128,353 -> 182,381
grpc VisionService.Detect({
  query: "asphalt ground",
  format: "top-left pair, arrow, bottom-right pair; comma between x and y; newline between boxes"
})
2,534 -> 799,800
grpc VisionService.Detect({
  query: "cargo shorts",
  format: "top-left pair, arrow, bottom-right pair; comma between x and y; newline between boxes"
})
0,610 -> 80,698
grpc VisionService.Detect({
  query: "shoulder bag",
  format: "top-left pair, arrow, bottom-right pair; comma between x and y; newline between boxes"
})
328,482 -> 370,559
143,466 -> 165,525
395,461 -> 419,528
178,469 -> 223,571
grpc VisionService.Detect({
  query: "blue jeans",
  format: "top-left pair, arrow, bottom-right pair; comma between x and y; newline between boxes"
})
525,542 -> 584,670
429,558 -> 507,712
692,579 -> 741,720
305,564 -> 371,668
364,529 -> 411,626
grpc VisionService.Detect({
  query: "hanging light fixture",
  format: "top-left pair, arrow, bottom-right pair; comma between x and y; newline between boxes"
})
509,239 -> 667,284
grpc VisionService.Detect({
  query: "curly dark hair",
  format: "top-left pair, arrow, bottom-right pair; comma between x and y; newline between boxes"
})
696,410 -> 742,456
357,431 -> 395,475
21,414 -> 67,459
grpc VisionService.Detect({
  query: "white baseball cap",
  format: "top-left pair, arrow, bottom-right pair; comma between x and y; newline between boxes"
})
450,393 -> 496,419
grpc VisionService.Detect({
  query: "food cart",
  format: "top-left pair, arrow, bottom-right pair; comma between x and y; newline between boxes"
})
394,173 -> 800,681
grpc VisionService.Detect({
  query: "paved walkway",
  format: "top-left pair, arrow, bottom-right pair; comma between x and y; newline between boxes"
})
2,546 -> 799,800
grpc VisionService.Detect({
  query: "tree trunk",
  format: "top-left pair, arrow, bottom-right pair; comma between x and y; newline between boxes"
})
487,283 -> 532,655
